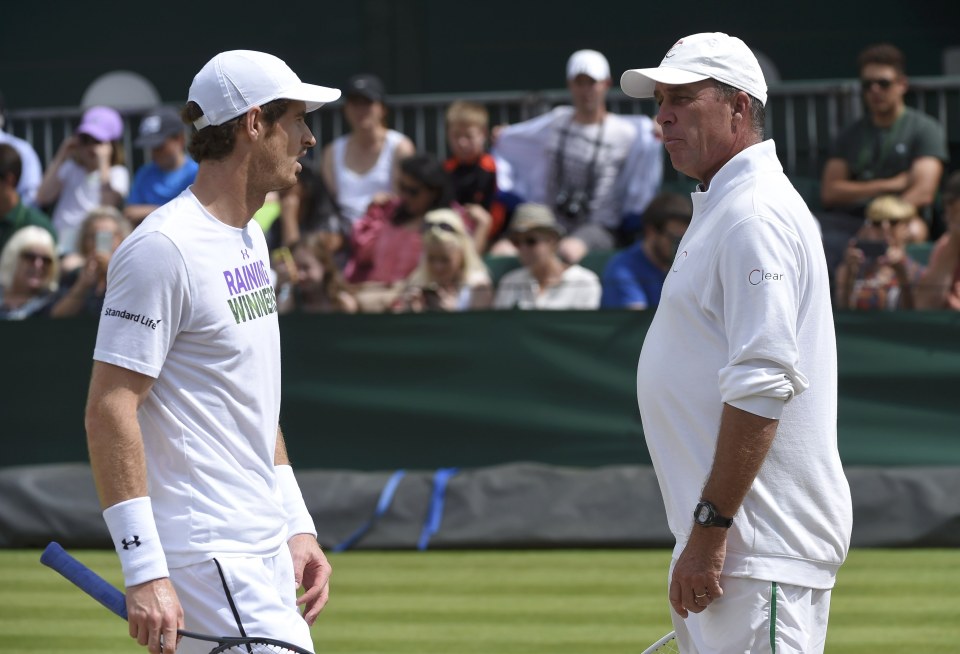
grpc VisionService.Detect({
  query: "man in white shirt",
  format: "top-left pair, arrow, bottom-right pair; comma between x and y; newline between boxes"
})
493,49 -> 661,263
623,33 -> 852,653
85,51 -> 340,654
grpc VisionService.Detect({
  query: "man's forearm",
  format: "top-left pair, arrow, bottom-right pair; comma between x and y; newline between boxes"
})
87,394 -> 150,508
85,364 -> 152,508
699,403 -> 779,518
822,176 -> 904,208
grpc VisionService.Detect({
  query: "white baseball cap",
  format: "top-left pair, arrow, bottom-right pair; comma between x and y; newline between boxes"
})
188,50 -> 341,129
566,49 -> 611,82
620,33 -> 767,106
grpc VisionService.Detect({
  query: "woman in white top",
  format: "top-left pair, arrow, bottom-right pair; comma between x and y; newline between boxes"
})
35,106 -> 130,255
494,203 -> 601,310
321,74 -> 415,225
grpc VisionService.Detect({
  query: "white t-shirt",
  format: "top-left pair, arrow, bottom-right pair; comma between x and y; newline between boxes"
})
332,129 -> 404,224
637,141 -> 852,590
493,107 -> 653,229
494,263 -> 601,310
93,189 -> 285,568
52,158 -> 130,254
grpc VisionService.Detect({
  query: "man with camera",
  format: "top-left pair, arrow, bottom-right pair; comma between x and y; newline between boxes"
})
493,49 -> 658,263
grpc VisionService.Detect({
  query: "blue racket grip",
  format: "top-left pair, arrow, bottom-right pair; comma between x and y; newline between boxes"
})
40,542 -> 129,620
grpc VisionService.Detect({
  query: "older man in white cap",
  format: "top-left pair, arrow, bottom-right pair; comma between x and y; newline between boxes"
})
493,49 -> 661,263
85,50 -> 340,654
624,33 -> 852,653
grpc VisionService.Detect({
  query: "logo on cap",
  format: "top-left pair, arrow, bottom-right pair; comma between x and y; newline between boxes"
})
665,40 -> 684,58
141,116 -> 162,135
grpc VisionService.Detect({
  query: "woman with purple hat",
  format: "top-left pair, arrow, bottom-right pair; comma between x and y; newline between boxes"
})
36,105 -> 130,256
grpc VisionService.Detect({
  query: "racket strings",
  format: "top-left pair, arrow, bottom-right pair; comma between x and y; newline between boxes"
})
210,643 -> 306,654
653,638 -> 679,653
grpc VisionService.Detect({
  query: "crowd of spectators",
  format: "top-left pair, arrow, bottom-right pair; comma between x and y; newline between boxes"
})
1,43 -> 957,320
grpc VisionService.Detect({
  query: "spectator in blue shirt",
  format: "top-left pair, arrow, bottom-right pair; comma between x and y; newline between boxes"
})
0,90 -> 43,207
124,106 -> 198,225
600,192 -> 692,309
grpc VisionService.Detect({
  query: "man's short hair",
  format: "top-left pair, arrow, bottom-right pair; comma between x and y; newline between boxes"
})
643,192 -> 693,232
858,43 -> 906,76
181,98 -> 291,162
943,170 -> 960,205
714,81 -> 765,139
445,101 -> 489,130
0,143 -> 22,186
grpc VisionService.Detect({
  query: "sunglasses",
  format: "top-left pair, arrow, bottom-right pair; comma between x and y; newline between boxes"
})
77,133 -> 103,145
20,251 -> 54,266
861,78 -> 895,91
423,221 -> 458,234
510,235 -> 545,248
399,183 -> 425,197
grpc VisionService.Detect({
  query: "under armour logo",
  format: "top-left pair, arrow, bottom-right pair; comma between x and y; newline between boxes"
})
241,249 -> 250,260
121,536 -> 142,550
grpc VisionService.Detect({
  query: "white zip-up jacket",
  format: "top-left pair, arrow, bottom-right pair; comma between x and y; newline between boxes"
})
637,140 -> 852,589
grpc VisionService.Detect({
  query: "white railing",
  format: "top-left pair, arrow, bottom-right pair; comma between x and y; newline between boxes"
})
6,76 -> 959,182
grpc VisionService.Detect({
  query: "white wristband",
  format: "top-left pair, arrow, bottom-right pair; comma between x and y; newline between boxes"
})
276,465 -> 317,538
102,497 -> 169,587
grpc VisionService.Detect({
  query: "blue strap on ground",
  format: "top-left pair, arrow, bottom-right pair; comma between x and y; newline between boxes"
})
418,467 -> 458,551
331,469 -> 406,552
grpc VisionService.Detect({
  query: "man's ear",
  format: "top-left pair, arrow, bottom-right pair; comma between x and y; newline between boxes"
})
733,91 -> 751,120
239,107 -> 264,139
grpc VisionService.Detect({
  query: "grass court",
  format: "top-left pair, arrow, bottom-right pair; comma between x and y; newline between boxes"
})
2,548 -> 958,653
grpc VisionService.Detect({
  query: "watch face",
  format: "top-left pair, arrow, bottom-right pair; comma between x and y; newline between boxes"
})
696,504 -> 711,523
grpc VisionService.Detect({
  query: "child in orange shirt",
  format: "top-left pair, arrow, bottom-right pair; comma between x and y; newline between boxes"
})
443,101 -> 506,248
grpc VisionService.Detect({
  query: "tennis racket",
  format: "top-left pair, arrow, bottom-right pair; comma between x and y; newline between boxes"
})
641,630 -> 678,654
40,541 -> 313,654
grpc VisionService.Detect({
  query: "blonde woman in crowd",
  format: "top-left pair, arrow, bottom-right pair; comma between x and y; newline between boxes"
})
834,194 -> 925,310
49,206 -> 131,318
0,225 -> 59,319
394,208 -> 492,312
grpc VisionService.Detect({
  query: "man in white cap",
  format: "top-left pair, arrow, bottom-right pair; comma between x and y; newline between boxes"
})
493,49 -> 661,262
85,50 -> 340,653
623,33 -> 852,653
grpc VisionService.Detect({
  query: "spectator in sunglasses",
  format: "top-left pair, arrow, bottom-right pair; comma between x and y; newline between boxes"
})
394,208 -> 492,312
345,153 -> 485,286
493,203 -> 600,310
35,106 -> 130,255
0,225 -> 59,320
818,43 -> 948,278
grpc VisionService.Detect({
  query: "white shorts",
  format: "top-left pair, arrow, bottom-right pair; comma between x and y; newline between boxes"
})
670,575 -> 832,654
168,547 -> 314,654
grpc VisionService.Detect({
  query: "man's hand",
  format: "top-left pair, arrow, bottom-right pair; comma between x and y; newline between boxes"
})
669,527 -> 726,618
289,533 -> 332,625
126,577 -> 183,654
557,236 -> 588,264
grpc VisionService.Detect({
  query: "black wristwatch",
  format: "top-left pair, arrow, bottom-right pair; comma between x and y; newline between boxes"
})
694,500 -> 734,528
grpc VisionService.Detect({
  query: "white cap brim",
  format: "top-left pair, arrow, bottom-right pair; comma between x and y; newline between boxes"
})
288,82 -> 342,113
620,67 -> 710,98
